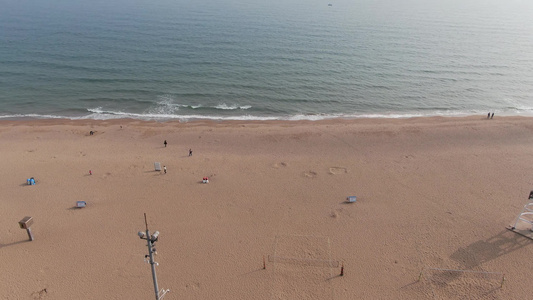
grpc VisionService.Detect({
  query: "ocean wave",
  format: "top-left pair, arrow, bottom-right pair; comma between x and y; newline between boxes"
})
214,103 -> 251,110
2,107 -> 533,122
153,96 -> 252,113
85,107 -> 175,120
501,98 -> 533,112
78,107 -> 533,121
0,114 -> 66,120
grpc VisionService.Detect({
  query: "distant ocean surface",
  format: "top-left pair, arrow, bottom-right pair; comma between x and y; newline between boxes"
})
1,0 -> 533,121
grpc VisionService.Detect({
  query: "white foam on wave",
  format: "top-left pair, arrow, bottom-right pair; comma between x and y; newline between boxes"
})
0,113 -> 66,120
149,97 -> 181,115
214,103 -> 251,110
150,95 -> 252,112
85,107 -> 276,121
501,98 -> 533,113
86,107 -> 182,120
178,114 -> 279,121
3,106 -> 533,122
153,96 -> 254,112
215,103 -> 238,110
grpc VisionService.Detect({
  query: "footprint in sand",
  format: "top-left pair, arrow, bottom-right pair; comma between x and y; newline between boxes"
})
303,171 -> 317,178
31,288 -> 47,299
329,167 -> 347,175
185,282 -> 201,290
329,208 -> 345,219
273,162 -> 288,169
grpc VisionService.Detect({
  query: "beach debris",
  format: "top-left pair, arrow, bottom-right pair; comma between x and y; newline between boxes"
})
18,216 -> 34,241
346,196 -> 357,203
202,177 -> 209,183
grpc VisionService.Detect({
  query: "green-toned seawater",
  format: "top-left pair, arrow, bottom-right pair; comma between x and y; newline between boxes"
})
1,0 -> 532,121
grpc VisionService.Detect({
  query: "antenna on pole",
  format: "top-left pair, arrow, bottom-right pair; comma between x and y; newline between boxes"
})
144,213 -> 149,231
138,213 -> 170,300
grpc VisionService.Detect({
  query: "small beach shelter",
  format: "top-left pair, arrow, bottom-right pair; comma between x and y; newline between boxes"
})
154,162 -> 161,171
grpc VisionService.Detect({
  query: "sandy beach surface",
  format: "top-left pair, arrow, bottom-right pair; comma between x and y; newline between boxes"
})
1,116 -> 533,299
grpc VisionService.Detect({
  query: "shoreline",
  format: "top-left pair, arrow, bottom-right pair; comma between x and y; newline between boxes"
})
1,110 -> 532,124
1,113 -> 531,127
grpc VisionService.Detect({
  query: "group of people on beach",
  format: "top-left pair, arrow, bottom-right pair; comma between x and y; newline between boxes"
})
487,112 -> 495,119
162,140 -> 193,174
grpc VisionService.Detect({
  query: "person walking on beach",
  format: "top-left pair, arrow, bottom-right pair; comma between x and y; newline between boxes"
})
164,166 -> 167,174
164,140 -> 167,147
491,112 -> 494,119
189,149 -> 193,156
487,112 -> 490,119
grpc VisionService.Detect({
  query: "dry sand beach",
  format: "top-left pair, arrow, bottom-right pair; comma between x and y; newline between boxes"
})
1,116 -> 533,299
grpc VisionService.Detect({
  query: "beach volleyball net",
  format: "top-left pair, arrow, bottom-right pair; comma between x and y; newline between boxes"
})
269,235 -> 338,300
268,255 -> 339,268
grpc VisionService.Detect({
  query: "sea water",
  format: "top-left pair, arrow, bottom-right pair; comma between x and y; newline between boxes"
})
1,0 -> 532,121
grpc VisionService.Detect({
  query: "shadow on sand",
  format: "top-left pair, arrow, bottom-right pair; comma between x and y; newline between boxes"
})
450,229 -> 530,270
0,239 -> 31,249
